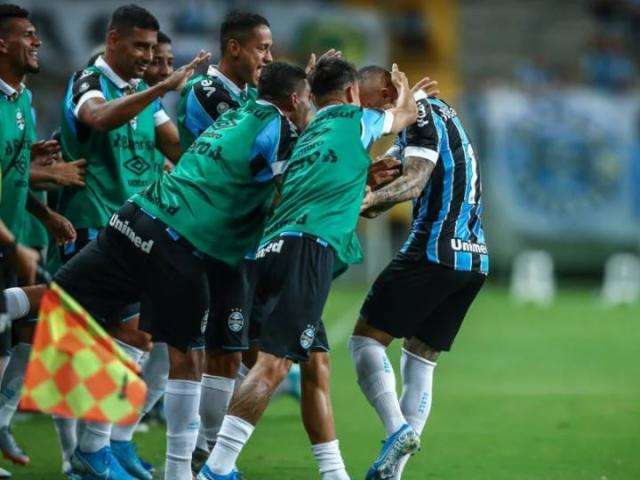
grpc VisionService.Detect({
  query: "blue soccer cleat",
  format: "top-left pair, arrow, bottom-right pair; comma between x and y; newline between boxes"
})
111,440 -> 153,480
284,364 -> 302,400
70,446 -> 135,480
365,424 -> 420,480
197,464 -> 240,480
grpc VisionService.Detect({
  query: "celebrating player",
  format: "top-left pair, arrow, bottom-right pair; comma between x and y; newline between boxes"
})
198,57 -> 417,480
53,60 -> 310,480
54,4 -> 209,479
0,5 -> 77,475
351,65 -> 488,479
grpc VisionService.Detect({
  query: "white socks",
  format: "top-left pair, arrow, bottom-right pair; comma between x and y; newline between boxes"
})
79,421 -> 112,453
0,342 -> 31,428
312,440 -> 350,480
3,288 -> 30,321
53,416 -> 77,463
111,342 -> 168,442
399,349 -> 435,434
205,415 -> 254,475
233,363 -> 249,395
200,375 -> 235,448
164,379 -> 201,480
349,335 -> 405,435
393,349 -> 437,480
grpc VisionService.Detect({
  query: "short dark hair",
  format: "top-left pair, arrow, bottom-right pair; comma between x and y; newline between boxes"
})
220,11 -> 269,56
310,58 -> 358,99
0,4 -> 29,36
107,4 -> 159,34
157,31 -> 171,45
357,65 -> 390,83
258,62 -> 306,103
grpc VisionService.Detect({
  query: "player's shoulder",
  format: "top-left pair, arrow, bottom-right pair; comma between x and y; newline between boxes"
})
70,67 -> 103,97
189,74 -> 238,114
427,96 -> 458,122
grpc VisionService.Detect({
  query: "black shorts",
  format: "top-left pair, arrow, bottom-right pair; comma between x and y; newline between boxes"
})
251,234 -> 333,362
204,261 -> 251,351
361,255 -> 485,351
54,201 -> 212,352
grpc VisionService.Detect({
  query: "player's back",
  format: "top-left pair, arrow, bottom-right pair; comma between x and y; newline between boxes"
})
134,99 -> 292,266
400,96 -> 488,274
262,104 -> 373,267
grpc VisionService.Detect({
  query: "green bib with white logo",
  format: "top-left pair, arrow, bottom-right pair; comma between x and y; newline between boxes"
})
134,100 -> 280,266
59,66 -> 159,229
261,104 -> 370,267
0,89 -> 36,237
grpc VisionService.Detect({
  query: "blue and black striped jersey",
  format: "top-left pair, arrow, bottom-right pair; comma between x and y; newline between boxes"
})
393,93 -> 489,275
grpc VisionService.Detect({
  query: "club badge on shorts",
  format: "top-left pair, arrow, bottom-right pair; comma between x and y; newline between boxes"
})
300,325 -> 316,350
228,309 -> 244,333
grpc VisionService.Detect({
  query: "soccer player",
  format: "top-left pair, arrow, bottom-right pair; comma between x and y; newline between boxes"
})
177,11 -> 278,467
198,57 -> 417,480
53,60 -> 310,480
0,4 -> 77,473
352,65 -> 489,479
106,28 -> 176,478
56,4 -> 209,479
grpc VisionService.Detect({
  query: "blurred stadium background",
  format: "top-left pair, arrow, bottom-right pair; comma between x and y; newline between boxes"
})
6,0 -> 640,479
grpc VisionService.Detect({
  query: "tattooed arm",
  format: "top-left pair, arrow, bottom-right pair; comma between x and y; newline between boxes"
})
361,156 -> 434,217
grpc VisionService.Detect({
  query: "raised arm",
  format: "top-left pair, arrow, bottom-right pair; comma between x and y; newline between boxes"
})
78,51 -> 210,132
386,63 -> 418,134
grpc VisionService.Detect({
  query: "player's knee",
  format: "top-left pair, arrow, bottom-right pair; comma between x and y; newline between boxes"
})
205,349 -> 242,378
404,337 -> 440,362
255,353 -> 292,387
168,346 -> 203,381
352,316 -> 393,347
302,352 -> 331,390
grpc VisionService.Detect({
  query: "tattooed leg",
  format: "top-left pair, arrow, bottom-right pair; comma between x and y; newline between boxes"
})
228,351 -> 292,425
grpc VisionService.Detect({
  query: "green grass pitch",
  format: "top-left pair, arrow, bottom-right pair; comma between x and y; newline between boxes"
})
5,284 -> 640,479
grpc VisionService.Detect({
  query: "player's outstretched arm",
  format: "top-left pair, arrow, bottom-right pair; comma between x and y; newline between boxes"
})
387,63 -> 418,134
78,51 -> 210,133
361,155 -> 435,217
26,192 -> 76,245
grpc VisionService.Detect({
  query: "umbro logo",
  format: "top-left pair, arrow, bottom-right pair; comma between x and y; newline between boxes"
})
124,156 -> 151,176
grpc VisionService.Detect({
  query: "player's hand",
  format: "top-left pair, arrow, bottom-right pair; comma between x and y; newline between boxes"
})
31,140 -> 61,166
43,211 -> 76,245
411,76 -> 439,97
361,185 -> 375,213
51,158 -> 86,187
160,50 -> 211,93
305,49 -> 342,75
10,243 -> 40,285
368,156 -> 401,190
390,63 -> 410,93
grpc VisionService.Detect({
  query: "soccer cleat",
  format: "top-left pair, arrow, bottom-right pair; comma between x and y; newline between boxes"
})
197,465 -> 239,480
365,424 -> 420,480
284,364 -> 302,400
191,446 -> 210,475
0,466 -> 11,478
111,440 -> 153,480
71,446 -> 135,480
0,426 -> 29,465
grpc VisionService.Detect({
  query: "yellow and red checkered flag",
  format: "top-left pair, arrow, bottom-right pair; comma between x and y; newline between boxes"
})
19,283 -> 147,425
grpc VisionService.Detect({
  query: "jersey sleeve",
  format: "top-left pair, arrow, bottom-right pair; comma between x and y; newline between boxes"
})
183,79 -> 239,139
361,108 -> 394,150
152,99 -> 170,127
71,70 -> 104,119
249,116 -> 296,182
403,96 -> 441,164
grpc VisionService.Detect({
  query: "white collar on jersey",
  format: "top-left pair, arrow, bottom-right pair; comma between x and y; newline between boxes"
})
0,77 -> 25,100
207,64 -> 246,97
95,56 -> 141,91
256,99 -> 284,116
